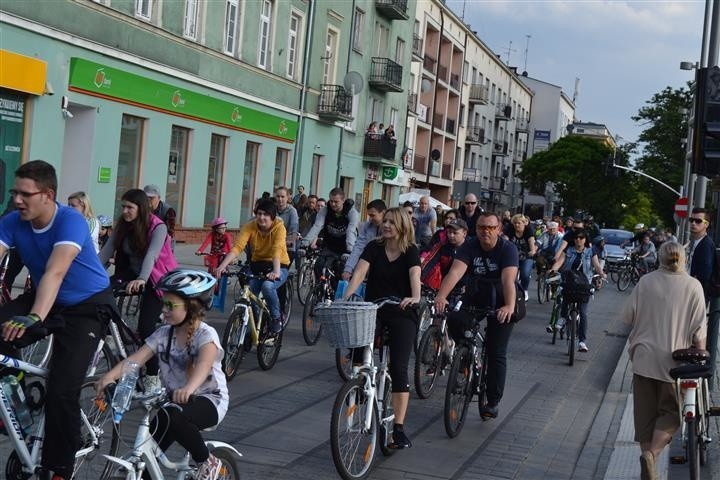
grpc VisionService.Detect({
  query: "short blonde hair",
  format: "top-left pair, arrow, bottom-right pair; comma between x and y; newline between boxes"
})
511,214 -> 527,225
67,191 -> 95,218
658,241 -> 685,272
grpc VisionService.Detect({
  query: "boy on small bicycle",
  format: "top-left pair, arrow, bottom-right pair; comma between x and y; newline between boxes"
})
96,269 -> 229,480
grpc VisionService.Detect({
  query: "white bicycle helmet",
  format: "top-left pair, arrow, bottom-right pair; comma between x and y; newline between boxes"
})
157,269 -> 217,309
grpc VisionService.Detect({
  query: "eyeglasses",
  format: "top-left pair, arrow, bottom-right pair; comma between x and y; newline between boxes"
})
161,300 -> 185,311
465,202 -> 477,205
689,217 -> 708,225
477,225 -> 498,232
10,189 -> 44,199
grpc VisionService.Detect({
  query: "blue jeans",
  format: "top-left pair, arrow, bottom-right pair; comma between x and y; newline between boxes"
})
561,299 -> 589,342
249,268 -> 289,320
518,258 -> 534,291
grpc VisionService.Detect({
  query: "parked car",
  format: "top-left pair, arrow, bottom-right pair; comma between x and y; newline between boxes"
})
600,228 -> 634,268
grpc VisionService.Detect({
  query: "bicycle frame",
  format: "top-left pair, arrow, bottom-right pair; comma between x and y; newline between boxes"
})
678,376 -> 710,441
353,342 -> 393,437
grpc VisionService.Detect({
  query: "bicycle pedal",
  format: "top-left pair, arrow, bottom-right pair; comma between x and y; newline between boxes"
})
708,406 -> 720,416
670,455 -> 686,464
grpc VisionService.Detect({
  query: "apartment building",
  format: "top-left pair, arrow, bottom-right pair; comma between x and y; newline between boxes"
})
518,74 -> 575,155
0,0 -> 415,238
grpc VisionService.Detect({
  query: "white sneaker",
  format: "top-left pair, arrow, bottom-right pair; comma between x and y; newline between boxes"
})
578,341 -> 588,352
524,290 -> 529,302
196,453 -> 222,480
556,317 -> 566,330
143,374 -> 162,394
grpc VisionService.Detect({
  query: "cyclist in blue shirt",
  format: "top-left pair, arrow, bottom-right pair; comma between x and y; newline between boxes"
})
0,160 -> 116,480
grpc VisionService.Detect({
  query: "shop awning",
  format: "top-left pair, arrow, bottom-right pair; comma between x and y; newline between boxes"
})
0,50 -> 47,96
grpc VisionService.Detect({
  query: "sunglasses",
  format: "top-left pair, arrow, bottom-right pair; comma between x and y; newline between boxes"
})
162,300 -> 185,311
477,225 -> 498,232
689,218 -> 708,225
465,202 -> 477,205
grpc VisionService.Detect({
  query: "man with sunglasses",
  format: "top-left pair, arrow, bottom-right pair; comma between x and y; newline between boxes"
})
435,212 -> 518,420
0,160 -> 116,480
459,193 -> 483,237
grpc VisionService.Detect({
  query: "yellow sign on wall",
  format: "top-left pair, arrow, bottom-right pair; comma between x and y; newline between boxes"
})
0,50 -> 47,96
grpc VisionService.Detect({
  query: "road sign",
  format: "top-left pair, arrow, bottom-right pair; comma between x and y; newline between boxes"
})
675,197 -> 689,218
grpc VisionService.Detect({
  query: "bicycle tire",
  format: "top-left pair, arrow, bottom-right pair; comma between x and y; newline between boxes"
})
257,310 -> 282,370
330,376 -> 378,480
415,303 -> 433,354
609,269 -> 619,284
283,277 -> 294,322
378,374 -> 396,457
21,334 -> 53,369
88,342 -> 118,378
476,344 -> 488,417
115,293 -> 142,333
209,446 -> 241,480
414,325 -> 441,399
537,274 -> 547,304
568,310 -> 577,366
617,270 -> 631,292
444,346 -> 473,438
302,289 -> 323,346
336,348 -> 354,381
297,261 -> 314,306
550,300 -> 560,345
687,416 -> 701,480
71,381 -> 121,480
221,308 -> 247,380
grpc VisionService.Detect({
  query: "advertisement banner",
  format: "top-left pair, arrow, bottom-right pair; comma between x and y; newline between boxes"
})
0,90 -> 25,202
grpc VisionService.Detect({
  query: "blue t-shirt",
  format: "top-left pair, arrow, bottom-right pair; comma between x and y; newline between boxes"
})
0,204 -> 110,306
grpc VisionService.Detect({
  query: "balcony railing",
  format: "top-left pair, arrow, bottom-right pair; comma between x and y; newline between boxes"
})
492,141 -> 509,156
516,117 -> 529,132
363,135 -> 398,160
468,84 -> 489,104
489,176 -> 506,191
449,74 -> 460,91
423,54 -> 437,73
437,64 -> 448,82
407,93 -> 418,114
412,34 -> 423,60
496,103 -> 511,120
375,0 -> 409,20
414,153 -> 427,174
446,118 -> 456,135
369,57 -> 403,92
465,126 -> 485,144
317,85 -> 353,122
433,113 -> 444,130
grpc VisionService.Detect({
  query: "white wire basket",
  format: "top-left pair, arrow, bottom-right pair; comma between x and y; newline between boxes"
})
314,301 -> 379,349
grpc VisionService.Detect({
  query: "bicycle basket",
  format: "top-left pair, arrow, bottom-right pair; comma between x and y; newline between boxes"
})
314,301 -> 378,348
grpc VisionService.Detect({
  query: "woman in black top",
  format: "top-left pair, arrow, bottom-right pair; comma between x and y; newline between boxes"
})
343,207 -> 421,449
503,213 -> 536,294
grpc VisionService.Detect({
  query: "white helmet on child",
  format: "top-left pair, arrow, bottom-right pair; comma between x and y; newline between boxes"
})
157,269 -> 216,309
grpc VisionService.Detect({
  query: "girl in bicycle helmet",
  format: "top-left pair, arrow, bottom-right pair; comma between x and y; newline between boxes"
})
96,269 -> 228,480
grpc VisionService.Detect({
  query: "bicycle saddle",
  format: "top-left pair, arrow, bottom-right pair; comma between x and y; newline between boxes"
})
672,348 -> 710,363
669,363 -> 712,380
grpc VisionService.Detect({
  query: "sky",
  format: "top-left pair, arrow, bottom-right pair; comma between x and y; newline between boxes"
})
445,0 -> 706,146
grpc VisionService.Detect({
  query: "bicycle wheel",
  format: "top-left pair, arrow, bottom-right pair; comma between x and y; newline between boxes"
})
257,310 -> 282,370
567,310 -> 577,366
336,348 -> 354,381
537,274 -> 547,304
687,416 -> 701,480
21,334 -> 53,369
609,268 -> 619,284
415,303 -> 432,354
549,299 -> 560,345
378,374 -> 396,457
302,289 -> 323,346
444,346 -> 473,438
283,278 -> 294,323
210,446 -> 241,480
71,381 -> 121,480
617,270 -> 631,292
221,307 -> 248,380
414,325 -> 442,399
87,342 -> 118,378
115,294 -> 142,333
297,261 -> 314,306
330,376 -> 378,480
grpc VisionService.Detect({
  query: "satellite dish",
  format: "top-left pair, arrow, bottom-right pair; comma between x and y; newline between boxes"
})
343,71 -> 364,95
431,149 -> 441,161
421,78 -> 432,93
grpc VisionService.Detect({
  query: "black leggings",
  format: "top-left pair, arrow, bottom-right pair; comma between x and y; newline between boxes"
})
151,396 -> 219,463
138,286 -> 163,375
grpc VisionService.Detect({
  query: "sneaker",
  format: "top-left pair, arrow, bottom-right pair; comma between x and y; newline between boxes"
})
196,453 -> 222,480
389,428 -> 412,449
578,341 -> 589,352
545,324 -> 554,334
556,317 -> 566,330
270,317 -> 283,334
639,451 -> 657,480
143,374 -> 162,394
480,403 -> 498,420
523,290 -> 529,302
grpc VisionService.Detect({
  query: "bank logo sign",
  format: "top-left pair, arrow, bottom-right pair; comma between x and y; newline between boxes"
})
93,68 -> 112,89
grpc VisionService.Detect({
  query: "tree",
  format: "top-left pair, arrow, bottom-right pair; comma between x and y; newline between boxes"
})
518,135 -> 636,226
631,85 -> 691,225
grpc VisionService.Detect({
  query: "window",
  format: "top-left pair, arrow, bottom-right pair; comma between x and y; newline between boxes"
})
366,96 -> 384,124
340,176 -> 353,199
166,126 -> 190,223
183,0 -> 199,40
463,61 -> 469,83
459,105 -> 465,127
352,8 -> 364,53
258,0 -> 273,70
374,21 -> 389,56
395,38 -> 405,65
310,154 -> 324,196
115,115 -> 145,220
274,148 -> 290,188
389,108 -> 398,131
204,135 -> 226,225
224,0 -> 239,55
471,67 -> 477,84
135,0 -> 152,20
464,150 -> 471,169
471,152 -> 477,169
287,12 -> 302,80
322,29 -> 339,84
241,142 -> 260,221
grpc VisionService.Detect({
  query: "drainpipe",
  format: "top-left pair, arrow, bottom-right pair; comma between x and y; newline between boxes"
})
291,0 -> 316,189
424,7 -> 444,189
336,0 -> 357,187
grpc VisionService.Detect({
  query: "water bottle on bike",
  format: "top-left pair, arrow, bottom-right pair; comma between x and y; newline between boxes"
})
111,360 -> 140,423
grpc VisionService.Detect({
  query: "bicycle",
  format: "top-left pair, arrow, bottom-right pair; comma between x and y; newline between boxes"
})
300,253 -> 345,346
295,247 -> 318,306
415,285 -> 436,353
316,298 -> 404,480
1,326 -> 119,480
220,265 -> 285,378
443,303 -> 493,438
414,309 -> 453,399
546,274 -> 564,346
669,348 -> 716,480
550,273 -> 598,366
617,252 -> 642,292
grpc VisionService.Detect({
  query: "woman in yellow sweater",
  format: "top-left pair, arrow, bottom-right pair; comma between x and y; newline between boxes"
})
215,199 -> 290,334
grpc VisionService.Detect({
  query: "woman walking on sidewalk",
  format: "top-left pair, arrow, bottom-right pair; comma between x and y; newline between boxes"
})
620,241 -> 707,480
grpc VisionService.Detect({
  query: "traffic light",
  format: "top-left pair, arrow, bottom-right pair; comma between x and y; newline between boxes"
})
693,66 -> 720,176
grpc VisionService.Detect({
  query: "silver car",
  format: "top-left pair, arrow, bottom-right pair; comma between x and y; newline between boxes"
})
600,228 -> 634,268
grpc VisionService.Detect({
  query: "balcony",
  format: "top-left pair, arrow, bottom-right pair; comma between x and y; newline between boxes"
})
407,93 -> 418,115
468,84 -> 489,104
363,135 -> 398,162
496,103 -> 511,120
492,141 -> 509,156
375,0 -> 409,20
516,117 -> 529,132
489,176 -> 506,192
449,74 -> 460,91
465,126 -> 485,145
423,54 -> 437,73
437,64 -> 448,82
317,85 -> 353,122
412,35 -> 423,61
462,167 -> 481,182
369,58 -> 403,92
446,118 -> 456,135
